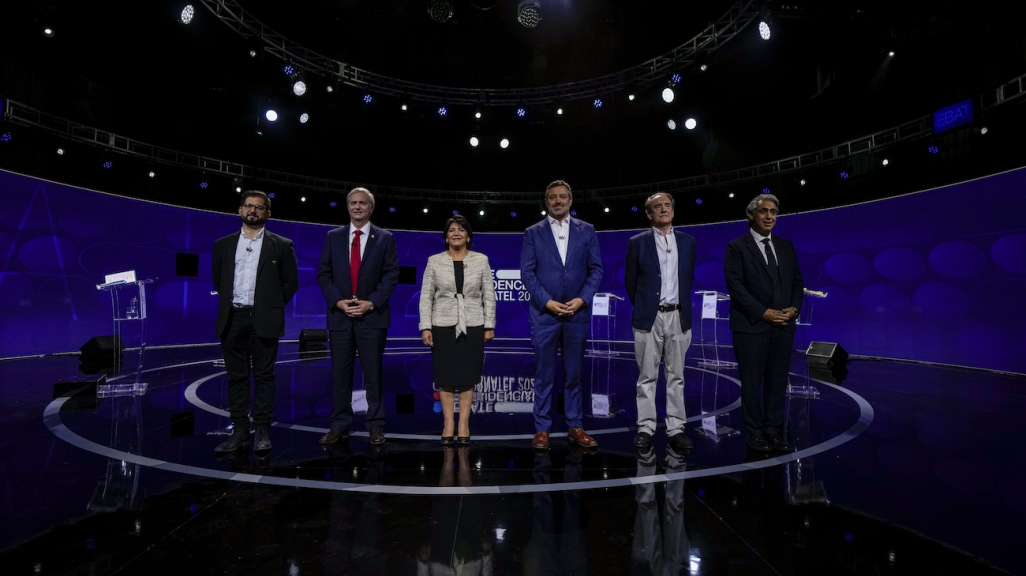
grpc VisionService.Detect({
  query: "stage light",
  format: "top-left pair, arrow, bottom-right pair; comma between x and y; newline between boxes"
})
500,138 -> 510,149
200,181 -> 209,189
556,107 -> 563,115
300,113 -> 309,124
628,94 -> 635,101
928,145 -> 939,154
800,179 -> 806,186
510,211 -> 517,217
423,208 -> 429,213
363,94 -> 373,104
603,207 -> 610,213
882,158 -> 889,166
593,99 -> 603,108
283,64 -> 295,75
389,206 -> 396,212
148,171 -> 155,178
516,107 -> 526,117
671,73 -> 681,84
249,49 -> 258,58
56,148 -> 65,155
631,206 -> 638,212
268,193 -> 275,198
265,109 -> 278,122
326,85 -> 334,92
662,87 -> 675,103
759,21 -> 771,40
0,132 -> 11,142
475,111 -> 482,119
401,103 -> 408,111
180,5 -> 195,24
300,196 -> 306,202
980,127 -> 989,135
470,137 -> 479,147
428,1 -> 453,23
684,118 -> 697,130
293,81 -> 307,96
729,193 -> 735,198
695,198 -> 703,205
330,201 -> 337,208
479,210 -> 485,216
888,51 -> 895,57
763,188 -> 771,193
667,119 -> 677,130
700,64 -> 708,72
517,1 -> 542,28
541,211 -> 546,216
571,210 -> 577,216
103,160 -> 113,170
43,27 -> 55,37
840,171 -> 850,179
438,106 -> 448,117
452,210 -> 459,215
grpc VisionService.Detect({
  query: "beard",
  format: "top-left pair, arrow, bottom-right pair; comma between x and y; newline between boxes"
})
241,213 -> 267,228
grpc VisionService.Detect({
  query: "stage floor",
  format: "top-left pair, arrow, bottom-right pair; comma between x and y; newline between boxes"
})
0,343 -> 1022,575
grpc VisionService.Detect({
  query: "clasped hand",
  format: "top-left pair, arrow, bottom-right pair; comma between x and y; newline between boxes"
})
336,298 -> 372,318
761,308 -> 796,325
545,298 -> 584,318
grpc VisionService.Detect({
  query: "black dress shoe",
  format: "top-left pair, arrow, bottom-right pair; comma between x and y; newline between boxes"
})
457,433 -> 471,447
441,435 -> 454,446
766,435 -> 789,452
369,429 -> 386,446
668,432 -> 694,452
319,429 -> 349,445
254,428 -> 272,451
214,429 -> 251,453
633,431 -> 653,450
746,434 -> 772,453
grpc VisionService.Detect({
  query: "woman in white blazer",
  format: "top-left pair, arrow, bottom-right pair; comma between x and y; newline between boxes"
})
419,215 -> 496,446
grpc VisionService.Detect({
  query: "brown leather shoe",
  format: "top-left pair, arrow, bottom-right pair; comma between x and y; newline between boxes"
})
567,427 -> 598,448
319,429 -> 349,445
532,431 -> 549,450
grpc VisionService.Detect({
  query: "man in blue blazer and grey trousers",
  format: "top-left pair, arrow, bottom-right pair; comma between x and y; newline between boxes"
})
624,193 -> 697,453
520,180 -> 604,450
317,187 -> 399,447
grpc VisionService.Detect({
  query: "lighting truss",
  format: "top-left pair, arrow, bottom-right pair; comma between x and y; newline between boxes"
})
198,0 -> 765,106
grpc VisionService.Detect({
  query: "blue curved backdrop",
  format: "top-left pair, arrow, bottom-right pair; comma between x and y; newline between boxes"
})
2,168 -> 1024,372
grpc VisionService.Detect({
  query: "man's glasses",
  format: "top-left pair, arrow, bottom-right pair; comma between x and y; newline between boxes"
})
242,204 -> 268,212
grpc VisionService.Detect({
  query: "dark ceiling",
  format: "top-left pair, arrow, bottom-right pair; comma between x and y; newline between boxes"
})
2,0 -> 1025,197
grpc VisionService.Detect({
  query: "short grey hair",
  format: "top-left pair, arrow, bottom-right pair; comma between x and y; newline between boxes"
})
347,187 -> 375,208
644,192 -> 674,213
746,193 -> 779,216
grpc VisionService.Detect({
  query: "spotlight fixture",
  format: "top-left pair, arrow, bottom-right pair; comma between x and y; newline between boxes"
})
516,107 -> 526,118
268,193 -> 275,199
980,126 -> 989,135
500,138 -> 510,149
233,178 -> 243,193
148,171 -> 155,178
401,103 -> 408,111
56,148 -> 65,155
249,49 -> 258,58
264,109 -> 278,122
840,171 -> 850,179
631,206 -> 638,212
292,81 -> 307,96
326,85 -> 334,93
330,201 -> 337,208
667,119 -> 677,130
43,27 -> 55,37
389,207 -> 396,213
180,5 -> 195,24
510,211 -> 517,218
283,64 -> 295,76
662,87 -> 675,103
200,181 -> 209,189
882,158 -> 889,166
103,160 -> 113,170
469,137 -> 479,147
556,107 -> 563,115
479,210 -> 485,216
762,188 -> 771,193
729,193 -> 735,198
452,210 -> 459,215
593,99 -> 603,108
800,179 -> 806,186
670,72 -> 682,84
603,207 -> 610,213
300,113 -> 310,124
438,106 -> 448,117
888,51 -> 895,58
541,211 -> 546,216
428,1 -> 453,23
628,94 -> 635,101
758,21 -> 771,40
699,64 -> 708,72
300,196 -> 307,202
927,145 -> 939,154
517,1 -> 542,28
570,211 -> 577,217
423,208 -> 429,213
684,118 -> 697,130
363,94 -> 373,104
474,111 -> 482,119
0,132 -> 12,143
695,198 -> 703,205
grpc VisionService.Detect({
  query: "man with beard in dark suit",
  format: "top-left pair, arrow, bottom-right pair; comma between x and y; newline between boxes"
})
212,190 -> 299,453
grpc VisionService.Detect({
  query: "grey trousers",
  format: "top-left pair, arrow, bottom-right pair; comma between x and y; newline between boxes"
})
633,310 -> 692,436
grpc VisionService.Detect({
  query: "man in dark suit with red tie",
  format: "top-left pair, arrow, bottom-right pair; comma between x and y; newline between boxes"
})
212,190 -> 299,453
724,193 -> 804,453
317,187 -> 399,446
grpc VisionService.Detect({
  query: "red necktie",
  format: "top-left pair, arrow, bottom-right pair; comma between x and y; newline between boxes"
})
350,230 -> 362,298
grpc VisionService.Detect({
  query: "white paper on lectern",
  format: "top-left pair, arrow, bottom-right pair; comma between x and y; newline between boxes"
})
105,270 -> 137,284
702,293 -> 717,319
592,295 -> 610,316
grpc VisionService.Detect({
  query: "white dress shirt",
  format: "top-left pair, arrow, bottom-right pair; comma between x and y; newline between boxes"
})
548,215 -> 571,265
750,228 -> 777,265
348,222 -> 371,263
232,226 -> 265,306
654,228 -> 679,306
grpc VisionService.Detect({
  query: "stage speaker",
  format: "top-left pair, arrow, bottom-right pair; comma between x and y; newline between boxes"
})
79,336 -> 125,374
299,329 -> 328,352
80,336 -> 125,358
54,374 -> 105,411
806,341 -> 849,369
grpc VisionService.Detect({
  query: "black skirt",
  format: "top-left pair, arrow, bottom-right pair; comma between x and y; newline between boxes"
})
431,325 -> 485,392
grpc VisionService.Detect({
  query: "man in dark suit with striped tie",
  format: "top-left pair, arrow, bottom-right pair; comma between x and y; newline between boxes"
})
724,194 -> 804,453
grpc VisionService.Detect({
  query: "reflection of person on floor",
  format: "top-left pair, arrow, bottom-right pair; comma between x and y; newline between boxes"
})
523,449 -> 589,575
417,447 -> 494,575
631,447 -> 690,576
323,441 -> 391,576
212,189 -> 299,454
419,215 -> 497,445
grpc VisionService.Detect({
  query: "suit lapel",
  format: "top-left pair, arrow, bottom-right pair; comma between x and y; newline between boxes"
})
645,229 -> 660,272
256,231 -> 275,281
564,219 -> 583,264
537,220 -> 562,265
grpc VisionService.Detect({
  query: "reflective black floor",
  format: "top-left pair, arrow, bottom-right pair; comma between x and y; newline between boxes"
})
1,343 -> 1023,575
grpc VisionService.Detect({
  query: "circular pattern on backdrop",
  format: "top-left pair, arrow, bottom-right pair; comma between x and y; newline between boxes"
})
859,284 -> 911,315
929,241 -> 987,279
874,248 -> 927,282
43,361 -> 874,495
825,252 -> 872,284
990,233 -> 1026,275
912,283 -> 968,318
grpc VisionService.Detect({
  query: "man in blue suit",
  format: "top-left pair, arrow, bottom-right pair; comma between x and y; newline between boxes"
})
520,180 -> 604,450
317,188 -> 399,446
724,193 -> 804,453
624,193 -> 696,452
